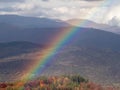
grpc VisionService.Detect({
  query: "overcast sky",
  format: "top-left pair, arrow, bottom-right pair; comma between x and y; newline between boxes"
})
0,0 -> 120,26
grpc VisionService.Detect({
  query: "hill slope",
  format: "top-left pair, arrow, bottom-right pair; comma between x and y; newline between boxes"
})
0,26 -> 120,51
0,41 -> 42,58
0,29 -> 120,85
0,45 -> 120,84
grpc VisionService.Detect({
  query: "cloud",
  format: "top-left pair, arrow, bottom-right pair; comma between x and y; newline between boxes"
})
108,16 -> 120,26
0,0 -> 120,26
42,0 -> 49,2
0,7 -> 17,12
0,0 -> 25,3
53,7 -> 69,14
84,0 -> 103,1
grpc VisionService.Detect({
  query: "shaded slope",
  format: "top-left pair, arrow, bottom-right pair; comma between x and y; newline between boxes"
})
0,41 -> 42,58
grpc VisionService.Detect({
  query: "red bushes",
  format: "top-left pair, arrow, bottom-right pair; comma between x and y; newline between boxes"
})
0,76 -> 119,90
0,83 -> 7,88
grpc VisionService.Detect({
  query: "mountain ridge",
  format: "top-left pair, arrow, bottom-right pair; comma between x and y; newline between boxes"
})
66,18 -> 120,34
0,14 -> 120,34
0,15 -> 69,28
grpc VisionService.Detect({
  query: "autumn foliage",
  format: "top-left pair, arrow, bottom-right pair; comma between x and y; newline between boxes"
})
0,75 -> 119,90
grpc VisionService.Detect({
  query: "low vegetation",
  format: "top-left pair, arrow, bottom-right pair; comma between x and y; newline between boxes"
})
0,75 -> 119,90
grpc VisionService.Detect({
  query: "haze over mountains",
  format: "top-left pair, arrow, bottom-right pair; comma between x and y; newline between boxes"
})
67,19 -> 120,34
0,15 -> 120,85
0,15 -> 120,34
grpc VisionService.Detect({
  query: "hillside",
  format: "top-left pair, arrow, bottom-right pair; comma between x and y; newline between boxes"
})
0,46 -> 120,84
0,26 -> 120,52
42,46 -> 120,84
0,41 -> 42,58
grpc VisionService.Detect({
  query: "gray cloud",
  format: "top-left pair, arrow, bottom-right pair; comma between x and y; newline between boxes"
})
108,16 -> 120,26
0,0 -> 24,3
42,0 -> 49,2
0,0 -> 119,26
0,7 -> 15,12
84,0 -> 103,1
0,7 -> 21,12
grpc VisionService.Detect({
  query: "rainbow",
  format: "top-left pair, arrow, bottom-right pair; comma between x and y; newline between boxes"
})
22,28 -> 80,80
22,0 -> 112,80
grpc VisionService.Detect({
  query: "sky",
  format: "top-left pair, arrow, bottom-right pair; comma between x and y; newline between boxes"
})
0,0 -> 120,26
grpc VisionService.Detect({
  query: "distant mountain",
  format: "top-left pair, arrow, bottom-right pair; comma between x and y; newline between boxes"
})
70,28 -> 120,51
0,26 -> 120,51
0,27 -> 61,44
0,15 -> 120,34
66,19 -> 120,34
0,15 -> 69,28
